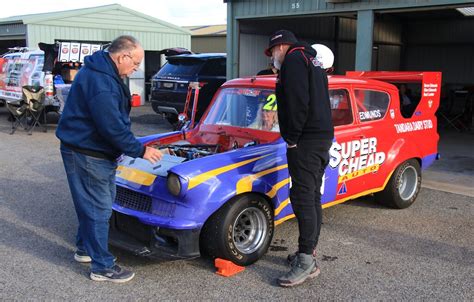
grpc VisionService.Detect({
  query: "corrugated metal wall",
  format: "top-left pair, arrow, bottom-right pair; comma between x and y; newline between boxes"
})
337,17 -> 402,72
191,36 -> 226,53
27,24 -> 190,51
25,8 -> 190,50
231,0 -> 474,18
239,33 -> 268,76
0,23 -> 26,40
403,19 -> 474,85
229,0 -> 474,87
237,15 -> 403,76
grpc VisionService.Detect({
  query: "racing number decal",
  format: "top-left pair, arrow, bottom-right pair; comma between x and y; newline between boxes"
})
263,94 -> 277,111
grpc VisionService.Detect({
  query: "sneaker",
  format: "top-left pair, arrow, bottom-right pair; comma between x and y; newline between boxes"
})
90,265 -> 135,283
287,249 -> 317,267
74,250 -> 117,264
278,253 -> 320,287
74,250 -> 92,263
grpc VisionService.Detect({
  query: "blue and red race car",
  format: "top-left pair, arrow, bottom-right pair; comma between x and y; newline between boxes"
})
110,71 -> 442,266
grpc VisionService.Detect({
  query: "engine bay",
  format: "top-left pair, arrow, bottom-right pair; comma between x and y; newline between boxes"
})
149,138 -> 259,162
158,143 -> 220,160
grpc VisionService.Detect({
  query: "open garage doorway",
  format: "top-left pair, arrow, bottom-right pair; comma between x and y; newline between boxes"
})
237,6 -> 473,132
382,7 -> 474,132
238,14 -> 405,77
0,39 -> 26,55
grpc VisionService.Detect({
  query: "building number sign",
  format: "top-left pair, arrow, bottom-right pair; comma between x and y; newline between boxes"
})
291,2 -> 300,9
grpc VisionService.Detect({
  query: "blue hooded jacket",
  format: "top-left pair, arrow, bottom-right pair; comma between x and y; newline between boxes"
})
56,50 -> 144,159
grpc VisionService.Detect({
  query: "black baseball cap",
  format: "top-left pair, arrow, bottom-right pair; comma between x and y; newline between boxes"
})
264,30 -> 297,57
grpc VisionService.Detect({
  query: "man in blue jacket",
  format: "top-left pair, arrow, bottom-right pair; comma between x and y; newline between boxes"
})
56,35 -> 162,283
265,30 -> 334,287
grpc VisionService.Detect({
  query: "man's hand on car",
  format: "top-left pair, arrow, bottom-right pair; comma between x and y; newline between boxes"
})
143,146 -> 163,164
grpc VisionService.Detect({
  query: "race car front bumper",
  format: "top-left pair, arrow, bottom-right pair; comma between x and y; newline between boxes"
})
109,211 -> 201,260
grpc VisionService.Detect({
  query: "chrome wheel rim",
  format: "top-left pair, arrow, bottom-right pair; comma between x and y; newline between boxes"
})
398,166 -> 418,201
232,207 -> 267,254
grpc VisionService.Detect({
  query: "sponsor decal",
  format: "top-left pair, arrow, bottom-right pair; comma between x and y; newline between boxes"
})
337,182 -> 347,195
237,88 -> 260,97
271,34 -> 283,41
359,109 -> 382,121
390,109 -> 395,119
423,83 -> 438,97
428,100 -> 433,108
310,56 -> 323,68
394,119 -> 433,134
329,137 -> 386,183
263,94 -> 277,111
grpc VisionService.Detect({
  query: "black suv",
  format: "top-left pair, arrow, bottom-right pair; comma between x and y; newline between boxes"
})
150,53 -> 226,124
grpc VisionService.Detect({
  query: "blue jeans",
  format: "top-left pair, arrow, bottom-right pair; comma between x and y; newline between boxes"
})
60,144 -> 117,272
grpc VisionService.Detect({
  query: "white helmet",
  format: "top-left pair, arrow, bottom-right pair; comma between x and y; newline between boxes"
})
311,44 -> 334,70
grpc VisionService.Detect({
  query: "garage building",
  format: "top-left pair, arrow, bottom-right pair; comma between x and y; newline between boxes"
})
225,1 -> 474,83
185,25 -> 227,53
225,0 -> 474,132
0,4 -> 191,102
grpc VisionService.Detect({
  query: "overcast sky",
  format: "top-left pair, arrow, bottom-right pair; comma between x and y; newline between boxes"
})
0,0 -> 227,26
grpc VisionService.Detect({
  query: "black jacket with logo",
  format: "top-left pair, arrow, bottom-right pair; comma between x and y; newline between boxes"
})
276,42 -> 334,145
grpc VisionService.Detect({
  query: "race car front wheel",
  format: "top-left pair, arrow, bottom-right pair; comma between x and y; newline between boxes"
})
376,159 -> 421,209
200,194 -> 274,266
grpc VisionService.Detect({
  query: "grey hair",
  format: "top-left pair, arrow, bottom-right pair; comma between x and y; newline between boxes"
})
107,35 -> 140,54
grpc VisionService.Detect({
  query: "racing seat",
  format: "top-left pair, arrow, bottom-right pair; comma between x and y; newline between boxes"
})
22,85 -> 46,135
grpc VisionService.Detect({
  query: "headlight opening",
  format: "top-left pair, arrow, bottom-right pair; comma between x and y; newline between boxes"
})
167,173 -> 182,196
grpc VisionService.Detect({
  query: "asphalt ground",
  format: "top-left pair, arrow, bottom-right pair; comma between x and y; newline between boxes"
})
0,104 -> 473,300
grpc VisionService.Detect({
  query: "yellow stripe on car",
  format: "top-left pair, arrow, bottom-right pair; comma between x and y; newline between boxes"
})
274,170 -> 395,226
236,164 -> 288,194
188,155 -> 268,190
266,178 -> 290,198
274,198 -> 290,216
116,166 -> 156,186
275,214 -> 295,226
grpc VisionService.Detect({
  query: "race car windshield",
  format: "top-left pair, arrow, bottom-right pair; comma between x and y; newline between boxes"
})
203,88 -> 280,132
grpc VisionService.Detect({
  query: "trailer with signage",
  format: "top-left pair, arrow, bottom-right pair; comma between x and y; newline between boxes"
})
0,41 -> 106,111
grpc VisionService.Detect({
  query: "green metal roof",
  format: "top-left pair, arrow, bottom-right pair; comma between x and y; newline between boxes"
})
0,4 -> 190,35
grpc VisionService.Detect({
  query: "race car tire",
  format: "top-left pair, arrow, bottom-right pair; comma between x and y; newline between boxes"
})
376,159 -> 421,209
200,194 -> 274,266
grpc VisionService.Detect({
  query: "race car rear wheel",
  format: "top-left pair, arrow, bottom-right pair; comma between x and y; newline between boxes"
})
376,159 -> 421,209
200,194 -> 274,266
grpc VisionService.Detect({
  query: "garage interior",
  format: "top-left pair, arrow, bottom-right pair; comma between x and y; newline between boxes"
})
0,23 -> 27,54
237,5 -> 474,131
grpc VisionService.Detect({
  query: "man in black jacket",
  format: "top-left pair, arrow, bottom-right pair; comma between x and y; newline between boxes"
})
265,30 -> 334,287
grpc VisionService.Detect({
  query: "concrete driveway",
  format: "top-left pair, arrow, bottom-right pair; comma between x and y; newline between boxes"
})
0,104 -> 472,300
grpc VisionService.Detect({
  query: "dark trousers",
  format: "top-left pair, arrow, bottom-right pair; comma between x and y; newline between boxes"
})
60,144 -> 117,272
286,139 -> 332,255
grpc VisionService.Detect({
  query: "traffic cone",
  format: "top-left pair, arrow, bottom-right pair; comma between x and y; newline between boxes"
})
215,258 -> 245,277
